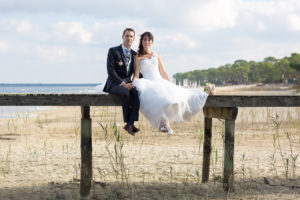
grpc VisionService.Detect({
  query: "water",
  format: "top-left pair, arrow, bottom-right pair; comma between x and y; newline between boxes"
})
0,83 -> 98,94
0,83 -> 99,118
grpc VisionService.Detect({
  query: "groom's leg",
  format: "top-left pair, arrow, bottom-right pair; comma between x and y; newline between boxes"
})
129,87 -> 140,122
108,85 -> 130,123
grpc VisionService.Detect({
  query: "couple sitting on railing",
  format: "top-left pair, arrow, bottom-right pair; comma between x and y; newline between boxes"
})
101,28 -> 208,136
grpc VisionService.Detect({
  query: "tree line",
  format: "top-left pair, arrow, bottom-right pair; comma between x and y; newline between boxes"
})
173,53 -> 300,86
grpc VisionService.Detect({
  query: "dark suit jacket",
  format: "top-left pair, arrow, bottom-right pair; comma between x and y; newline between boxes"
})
103,45 -> 137,92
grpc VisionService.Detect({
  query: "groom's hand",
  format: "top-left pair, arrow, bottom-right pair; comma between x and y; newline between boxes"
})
126,83 -> 134,90
121,82 -> 134,90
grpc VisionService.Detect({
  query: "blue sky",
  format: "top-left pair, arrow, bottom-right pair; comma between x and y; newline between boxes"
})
0,0 -> 300,83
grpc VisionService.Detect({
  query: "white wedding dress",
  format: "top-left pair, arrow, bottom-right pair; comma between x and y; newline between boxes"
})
134,53 -> 208,128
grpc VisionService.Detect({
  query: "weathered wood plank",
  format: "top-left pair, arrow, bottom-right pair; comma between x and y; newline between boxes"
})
0,94 -> 122,106
202,117 -> 212,183
203,107 -> 238,120
205,95 -> 300,107
0,94 -> 300,107
80,106 -> 92,198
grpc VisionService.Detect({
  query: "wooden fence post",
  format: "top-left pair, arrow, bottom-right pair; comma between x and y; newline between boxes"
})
80,106 -> 92,198
202,117 -> 212,183
203,107 -> 238,191
223,119 -> 235,192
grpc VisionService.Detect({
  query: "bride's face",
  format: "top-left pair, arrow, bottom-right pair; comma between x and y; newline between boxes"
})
142,36 -> 153,50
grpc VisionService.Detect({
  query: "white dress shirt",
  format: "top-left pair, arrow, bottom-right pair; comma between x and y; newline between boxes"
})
120,44 -> 132,86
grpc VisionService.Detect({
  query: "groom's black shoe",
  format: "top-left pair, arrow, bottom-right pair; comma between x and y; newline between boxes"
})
132,125 -> 140,133
124,125 -> 135,136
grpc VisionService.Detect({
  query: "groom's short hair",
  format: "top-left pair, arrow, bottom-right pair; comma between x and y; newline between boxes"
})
123,28 -> 135,36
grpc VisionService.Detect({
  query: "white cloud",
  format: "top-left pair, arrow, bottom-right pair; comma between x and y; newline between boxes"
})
52,22 -> 93,44
257,21 -> 267,31
0,40 -> 32,55
0,40 -> 11,53
240,0 -> 300,17
91,19 -> 150,48
0,0 -> 300,83
92,20 -> 148,33
36,45 -> 68,61
10,20 -> 32,33
185,0 -> 238,30
229,35 -> 300,63
95,53 -> 106,62
287,14 -> 300,31
158,33 -> 197,49
241,1 -> 279,16
0,19 -> 33,33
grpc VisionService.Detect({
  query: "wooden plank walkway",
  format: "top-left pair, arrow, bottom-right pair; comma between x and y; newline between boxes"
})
1,94 -> 300,198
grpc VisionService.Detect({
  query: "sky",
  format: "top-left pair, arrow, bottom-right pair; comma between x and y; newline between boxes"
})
0,0 -> 300,83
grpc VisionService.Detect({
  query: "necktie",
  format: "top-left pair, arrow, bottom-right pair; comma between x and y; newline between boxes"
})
125,49 -> 131,74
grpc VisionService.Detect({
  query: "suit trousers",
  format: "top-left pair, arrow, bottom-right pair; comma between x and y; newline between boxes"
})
108,85 -> 140,123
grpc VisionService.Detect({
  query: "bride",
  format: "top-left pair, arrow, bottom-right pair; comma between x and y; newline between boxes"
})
132,32 -> 208,134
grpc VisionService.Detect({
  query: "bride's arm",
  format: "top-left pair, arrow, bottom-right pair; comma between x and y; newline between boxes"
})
158,53 -> 172,82
132,56 -> 140,83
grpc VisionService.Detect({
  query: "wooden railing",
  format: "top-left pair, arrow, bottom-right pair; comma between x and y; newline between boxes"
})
1,94 -> 300,197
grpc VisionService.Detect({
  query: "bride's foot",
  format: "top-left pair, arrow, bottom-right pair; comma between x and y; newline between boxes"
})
159,122 -> 173,135
159,122 -> 168,132
164,123 -> 173,135
159,126 -> 167,132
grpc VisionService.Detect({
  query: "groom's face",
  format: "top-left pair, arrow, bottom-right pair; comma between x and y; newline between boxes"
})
122,31 -> 135,48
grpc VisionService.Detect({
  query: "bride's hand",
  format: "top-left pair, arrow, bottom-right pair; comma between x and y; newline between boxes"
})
121,82 -> 133,90
125,83 -> 134,90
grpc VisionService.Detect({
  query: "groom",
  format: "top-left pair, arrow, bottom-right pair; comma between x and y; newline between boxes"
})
103,28 -> 140,136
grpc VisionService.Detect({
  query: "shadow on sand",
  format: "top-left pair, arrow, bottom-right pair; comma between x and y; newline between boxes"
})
0,177 -> 299,200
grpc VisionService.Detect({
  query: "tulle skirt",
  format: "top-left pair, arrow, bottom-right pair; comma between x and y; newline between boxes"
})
134,78 -> 208,128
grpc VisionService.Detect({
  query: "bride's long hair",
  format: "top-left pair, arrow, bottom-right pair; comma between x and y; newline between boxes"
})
137,32 -> 153,56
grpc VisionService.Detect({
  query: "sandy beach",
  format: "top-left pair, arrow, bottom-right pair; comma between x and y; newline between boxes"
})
0,85 -> 299,199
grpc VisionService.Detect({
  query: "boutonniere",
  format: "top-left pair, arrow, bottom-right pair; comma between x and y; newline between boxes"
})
118,61 -> 123,66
